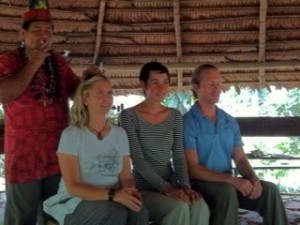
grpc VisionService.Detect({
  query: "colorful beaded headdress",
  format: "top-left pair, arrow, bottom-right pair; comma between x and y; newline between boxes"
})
22,0 -> 52,23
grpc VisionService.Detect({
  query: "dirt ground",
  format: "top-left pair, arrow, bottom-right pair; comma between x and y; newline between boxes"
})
239,195 -> 300,225
0,192 -> 299,225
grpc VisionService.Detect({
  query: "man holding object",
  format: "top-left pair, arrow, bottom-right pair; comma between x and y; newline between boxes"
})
0,0 -> 79,224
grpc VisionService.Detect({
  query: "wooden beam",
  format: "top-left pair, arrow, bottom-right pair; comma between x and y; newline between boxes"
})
173,0 -> 182,61
71,61 -> 300,72
110,79 -> 300,92
100,5 -> 300,14
222,80 -> 300,86
237,117 -> 300,136
258,0 -> 268,88
173,0 -> 183,89
177,70 -> 183,89
93,0 -> 106,64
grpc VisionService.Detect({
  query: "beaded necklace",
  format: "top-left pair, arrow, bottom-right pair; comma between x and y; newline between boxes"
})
19,46 -> 59,106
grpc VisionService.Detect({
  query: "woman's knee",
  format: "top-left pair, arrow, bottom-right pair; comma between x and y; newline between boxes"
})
108,203 -> 128,220
194,198 -> 210,214
161,201 -> 190,225
128,206 -> 149,225
191,198 -> 210,222
64,201 -> 128,225
171,201 -> 190,215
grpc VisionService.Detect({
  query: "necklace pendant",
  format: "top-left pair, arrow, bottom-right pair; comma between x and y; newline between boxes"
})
97,133 -> 103,140
89,120 -> 107,140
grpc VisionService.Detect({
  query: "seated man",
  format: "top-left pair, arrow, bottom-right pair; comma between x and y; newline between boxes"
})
183,63 -> 288,225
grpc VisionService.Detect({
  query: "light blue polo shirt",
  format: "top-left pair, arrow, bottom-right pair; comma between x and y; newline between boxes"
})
183,102 -> 243,174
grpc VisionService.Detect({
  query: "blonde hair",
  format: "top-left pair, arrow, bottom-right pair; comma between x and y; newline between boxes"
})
191,64 -> 218,99
70,74 -> 110,128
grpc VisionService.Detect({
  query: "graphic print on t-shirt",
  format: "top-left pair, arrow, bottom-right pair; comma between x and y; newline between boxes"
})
83,148 -> 120,178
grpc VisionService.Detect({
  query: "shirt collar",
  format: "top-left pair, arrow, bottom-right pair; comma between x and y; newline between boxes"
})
190,101 -> 221,120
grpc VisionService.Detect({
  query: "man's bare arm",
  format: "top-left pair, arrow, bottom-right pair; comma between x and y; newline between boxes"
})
233,147 -> 259,183
185,149 -> 233,183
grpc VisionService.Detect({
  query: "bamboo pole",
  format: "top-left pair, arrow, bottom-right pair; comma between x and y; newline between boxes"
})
173,0 -> 183,89
258,0 -> 268,88
173,0 -> 182,61
93,0 -> 106,64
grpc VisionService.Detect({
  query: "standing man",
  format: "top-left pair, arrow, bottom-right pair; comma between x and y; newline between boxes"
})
0,1 -> 79,224
183,64 -> 288,225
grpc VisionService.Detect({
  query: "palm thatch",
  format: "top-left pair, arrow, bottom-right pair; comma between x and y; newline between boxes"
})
1,0 -> 300,94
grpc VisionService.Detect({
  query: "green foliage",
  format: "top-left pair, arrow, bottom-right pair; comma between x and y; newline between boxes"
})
162,91 -> 193,114
256,160 -> 289,186
270,88 -> 300,156
256,171 -> 265,180
267,88 -> 300,116
275,137 -> 300,156
271,169 -> 288,180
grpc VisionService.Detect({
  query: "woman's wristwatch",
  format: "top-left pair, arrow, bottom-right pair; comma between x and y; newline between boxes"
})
108,189 -> 115,201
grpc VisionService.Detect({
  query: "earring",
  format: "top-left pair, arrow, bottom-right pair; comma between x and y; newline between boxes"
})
20,40 -> 25,48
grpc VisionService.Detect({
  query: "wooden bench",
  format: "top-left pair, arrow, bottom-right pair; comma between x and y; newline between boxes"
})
233,155 -> 300,196
233,156 -> 300,177
46,220 -> 160,225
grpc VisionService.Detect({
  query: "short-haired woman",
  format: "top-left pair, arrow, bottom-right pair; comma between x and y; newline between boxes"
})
119,62 -> 209,225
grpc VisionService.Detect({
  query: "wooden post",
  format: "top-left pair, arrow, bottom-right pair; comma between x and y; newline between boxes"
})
93,0 -> 106,64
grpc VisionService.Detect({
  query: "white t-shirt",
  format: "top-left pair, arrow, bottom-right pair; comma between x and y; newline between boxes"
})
43,124 -> 129,225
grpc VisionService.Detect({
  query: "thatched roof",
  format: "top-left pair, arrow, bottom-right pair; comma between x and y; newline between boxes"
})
1,0 -> 300,94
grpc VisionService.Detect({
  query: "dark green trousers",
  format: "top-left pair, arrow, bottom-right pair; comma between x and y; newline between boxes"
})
141,190 -> 209,225
64,200 -> 148,225
192,180 -> 288,225
4,174 -> 60,225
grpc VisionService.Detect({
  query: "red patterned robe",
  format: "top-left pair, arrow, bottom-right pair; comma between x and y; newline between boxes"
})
0,49 -> 79,183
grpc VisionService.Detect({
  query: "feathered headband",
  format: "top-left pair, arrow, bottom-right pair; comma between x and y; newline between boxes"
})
22,0 -> 52,23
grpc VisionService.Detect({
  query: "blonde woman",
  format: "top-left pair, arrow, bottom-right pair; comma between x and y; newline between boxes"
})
44,71 -> 148,225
